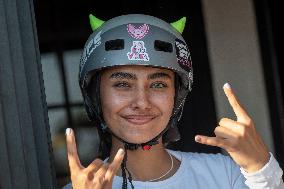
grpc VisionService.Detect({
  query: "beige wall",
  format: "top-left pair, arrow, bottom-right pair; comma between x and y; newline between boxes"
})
201,0 -> 274,152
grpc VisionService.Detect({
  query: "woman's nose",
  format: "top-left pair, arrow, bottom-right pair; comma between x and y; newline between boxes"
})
130,88 -> 152,110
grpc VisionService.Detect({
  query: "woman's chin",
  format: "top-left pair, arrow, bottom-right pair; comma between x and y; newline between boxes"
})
120,133 -> 158,144
111,124 -> 167,144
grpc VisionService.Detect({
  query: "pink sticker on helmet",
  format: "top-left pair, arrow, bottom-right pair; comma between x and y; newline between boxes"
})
127,24 -> 149,39
127,41 -> 149,61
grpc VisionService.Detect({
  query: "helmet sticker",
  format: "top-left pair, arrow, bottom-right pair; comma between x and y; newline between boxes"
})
127,41 -> 149,61
127,24 -> 149,39
80,31 -> 102,74
175,38 -> 192,71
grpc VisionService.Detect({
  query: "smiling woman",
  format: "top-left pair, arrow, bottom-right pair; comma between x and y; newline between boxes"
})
99,66 -> 175,144
63,14 -> 283,189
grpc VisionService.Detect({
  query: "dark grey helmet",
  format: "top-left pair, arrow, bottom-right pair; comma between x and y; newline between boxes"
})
79,14 -> 193,143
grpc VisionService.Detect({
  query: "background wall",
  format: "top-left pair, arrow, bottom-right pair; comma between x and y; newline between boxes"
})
201,0 -> 274,152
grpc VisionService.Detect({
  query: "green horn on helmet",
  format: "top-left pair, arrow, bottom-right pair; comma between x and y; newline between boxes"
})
89,14 -> 105,31
171,17 -> 186,34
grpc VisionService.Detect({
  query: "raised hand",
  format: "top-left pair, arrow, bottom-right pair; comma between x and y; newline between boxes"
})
66,128 -> 125,189
195,83 -> 270,173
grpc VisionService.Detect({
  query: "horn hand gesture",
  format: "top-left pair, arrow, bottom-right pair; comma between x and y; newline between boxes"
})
195,83 -> 270,173
66,128 -> 125,189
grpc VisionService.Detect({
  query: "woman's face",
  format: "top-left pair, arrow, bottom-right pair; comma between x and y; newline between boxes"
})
99,65 -> 175,143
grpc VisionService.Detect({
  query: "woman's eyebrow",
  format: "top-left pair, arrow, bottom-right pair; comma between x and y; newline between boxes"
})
109,72 -> 137,80
148,72 -> 172,80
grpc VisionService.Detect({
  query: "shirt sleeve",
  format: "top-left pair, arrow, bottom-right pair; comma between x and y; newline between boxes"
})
240,152 -> 284,189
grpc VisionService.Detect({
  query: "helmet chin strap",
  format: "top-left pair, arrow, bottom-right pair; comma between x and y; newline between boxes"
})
104,125 -> 169,151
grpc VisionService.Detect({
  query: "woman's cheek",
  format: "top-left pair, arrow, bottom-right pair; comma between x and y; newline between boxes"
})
103,92 -> 131,113
152,92 -> 174,107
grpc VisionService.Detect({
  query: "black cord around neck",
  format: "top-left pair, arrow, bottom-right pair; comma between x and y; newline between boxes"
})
121,144 -> 135,189
117,131 -> 164,189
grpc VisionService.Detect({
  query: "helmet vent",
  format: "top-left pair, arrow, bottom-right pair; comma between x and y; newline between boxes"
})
154,40 -> 173,53
105,39 -> 124,51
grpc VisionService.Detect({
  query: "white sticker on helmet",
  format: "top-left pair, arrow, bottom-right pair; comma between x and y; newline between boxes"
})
80,31 -> 102,74
127,41 -> 149,61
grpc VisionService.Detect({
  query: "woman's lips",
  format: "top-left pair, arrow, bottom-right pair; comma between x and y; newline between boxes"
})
121,115 -> 156,125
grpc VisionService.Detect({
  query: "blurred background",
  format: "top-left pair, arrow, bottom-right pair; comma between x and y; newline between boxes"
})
33,0 -> 283,187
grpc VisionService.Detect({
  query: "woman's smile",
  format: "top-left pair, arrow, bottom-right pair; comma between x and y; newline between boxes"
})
121,114 -> 158,125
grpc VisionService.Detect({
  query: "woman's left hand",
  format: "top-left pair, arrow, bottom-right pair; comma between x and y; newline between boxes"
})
195,83 -> 270,173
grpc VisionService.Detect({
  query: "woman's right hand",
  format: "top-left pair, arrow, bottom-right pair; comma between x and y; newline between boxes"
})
66,128 -> 125,189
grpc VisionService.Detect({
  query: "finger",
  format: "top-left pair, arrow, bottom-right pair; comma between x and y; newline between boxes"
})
223,83 -> 249,123
94,163 -> 109,186
195,135 -> 230,150
104,148 -> 125,182
66,128 -> 82,173
219,118 -> 244,131
214,126 -> 238,139
85,158 -> 104,173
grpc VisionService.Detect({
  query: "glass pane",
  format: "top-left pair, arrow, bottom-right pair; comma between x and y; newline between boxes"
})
63,50 -> 83,103
48,108 -> 67,138
41,53 -> 65,104
48,109 -> 69,186
71,107 -> 100,166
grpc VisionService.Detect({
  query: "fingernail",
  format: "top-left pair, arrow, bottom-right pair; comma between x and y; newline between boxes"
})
223,83 -> 231,89
66,128 -> 71,135
195,136 -> 201,142
118,148 -> 125,155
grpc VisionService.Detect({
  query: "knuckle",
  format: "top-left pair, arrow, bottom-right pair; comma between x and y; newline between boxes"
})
230,141 -> 239,151
92,159 -> 104,168
219,118 -> 227,125
95,175 -> 105,185
207,137 -> 216,146
70,174 -> 76,181
94,158 -> 103,164
215,138 -> 223,146
70,171 -> 78,179
214,126 -> 222,132
87,172 -> 94,180
231,100 -> 239,108
202,137 -> 208,144
213,127 -> 218,134
212,138 -> 224,148
231,139 -> 238,148
107,165 -> 115,174
237,126 -> 247,139
214,126 -> 224,137
103,163 -> 110,169
240,117 -> 252,126
246,118 -> 253,126
102,179 -> 112,189
210,138 -> 217,146
231,140 -> 240,151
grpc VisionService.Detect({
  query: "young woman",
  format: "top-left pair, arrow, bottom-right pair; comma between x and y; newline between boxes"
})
64,14 -> 283,189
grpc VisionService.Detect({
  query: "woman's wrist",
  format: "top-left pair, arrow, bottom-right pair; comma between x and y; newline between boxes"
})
240,152 -> 283,180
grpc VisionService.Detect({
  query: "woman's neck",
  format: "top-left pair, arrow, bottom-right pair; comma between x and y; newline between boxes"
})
108,137 -> 180,182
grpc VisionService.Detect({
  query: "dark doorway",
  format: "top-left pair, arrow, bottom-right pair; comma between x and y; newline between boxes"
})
254,0 -> 284,169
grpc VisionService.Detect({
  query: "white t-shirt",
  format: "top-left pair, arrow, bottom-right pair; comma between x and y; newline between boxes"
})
63,149 -> 283,189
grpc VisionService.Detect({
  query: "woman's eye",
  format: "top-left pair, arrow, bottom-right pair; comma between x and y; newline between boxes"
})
151,82 -> 167,88
113,82 -> 130,88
